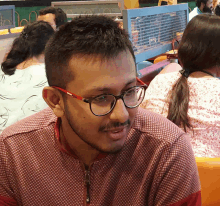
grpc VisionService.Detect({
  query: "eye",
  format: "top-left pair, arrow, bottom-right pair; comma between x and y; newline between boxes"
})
125,87 -> 137,96
93,95 -> 109,103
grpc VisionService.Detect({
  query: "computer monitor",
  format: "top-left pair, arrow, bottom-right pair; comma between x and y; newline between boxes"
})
0,5 -> 15,30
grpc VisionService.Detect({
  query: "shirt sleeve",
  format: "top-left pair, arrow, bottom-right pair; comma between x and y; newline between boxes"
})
149,133 -> 201,206
0,138 -> 18,206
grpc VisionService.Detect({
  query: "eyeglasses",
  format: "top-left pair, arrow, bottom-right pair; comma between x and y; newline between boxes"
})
52,77 -> 147,116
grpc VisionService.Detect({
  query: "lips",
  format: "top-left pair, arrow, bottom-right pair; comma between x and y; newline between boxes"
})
104,126 -> 126,133
103,126 -> 128,141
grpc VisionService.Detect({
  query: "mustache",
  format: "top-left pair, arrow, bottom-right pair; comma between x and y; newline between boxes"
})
99,119 -> 131,132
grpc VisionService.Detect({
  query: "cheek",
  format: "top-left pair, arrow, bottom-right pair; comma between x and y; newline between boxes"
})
66,99 -> 90,117
128,107 -> 138,122
66,100 -> 104,127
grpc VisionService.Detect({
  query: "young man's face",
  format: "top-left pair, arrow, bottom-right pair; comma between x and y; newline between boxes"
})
37,13 -> 56,30
62,51 -> 138,154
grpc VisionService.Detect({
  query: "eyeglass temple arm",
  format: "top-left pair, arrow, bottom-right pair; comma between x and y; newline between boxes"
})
52,78 -> 146,100
51,86 -> 84,101
136,77 -> 147,86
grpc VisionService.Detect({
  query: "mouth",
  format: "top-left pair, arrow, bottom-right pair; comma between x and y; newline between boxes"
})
103,126 -> 129,141
104,126 -> 127,132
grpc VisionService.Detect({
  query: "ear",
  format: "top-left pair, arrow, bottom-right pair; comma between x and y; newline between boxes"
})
43,86 -> 64,117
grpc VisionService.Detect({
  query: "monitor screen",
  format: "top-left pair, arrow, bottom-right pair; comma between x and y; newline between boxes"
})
0,5 -> 15,30
0,9 -> 13,27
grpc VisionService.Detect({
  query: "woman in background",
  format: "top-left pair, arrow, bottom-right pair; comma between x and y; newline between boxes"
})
0,21 -> 54,133
141,14 -> 220,157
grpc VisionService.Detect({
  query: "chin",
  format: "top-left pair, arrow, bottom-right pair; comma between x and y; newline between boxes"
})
97,143 -> 124,154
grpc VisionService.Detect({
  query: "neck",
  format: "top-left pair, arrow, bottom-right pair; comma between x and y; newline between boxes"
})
204,67 -> 220,78
190,67 -> 220,78
60,117 -> 100,166
16,54 -> 44,70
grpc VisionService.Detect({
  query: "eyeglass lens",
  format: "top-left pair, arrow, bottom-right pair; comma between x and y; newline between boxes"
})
90,86 -> 145,116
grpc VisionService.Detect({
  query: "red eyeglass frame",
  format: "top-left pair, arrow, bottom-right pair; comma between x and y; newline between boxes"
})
51,77 -> 147,103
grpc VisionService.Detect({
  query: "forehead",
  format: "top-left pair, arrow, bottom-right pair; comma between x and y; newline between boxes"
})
38,13 -> 56,25
67,51 -> 136,93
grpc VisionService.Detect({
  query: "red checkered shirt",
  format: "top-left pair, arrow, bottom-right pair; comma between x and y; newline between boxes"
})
0,107 -> 201,206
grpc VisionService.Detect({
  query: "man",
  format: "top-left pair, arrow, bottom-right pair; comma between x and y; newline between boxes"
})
0,16 -> 201,205
189,0 -> 213,21
37,6 -> 67,30
158,0 -> 177,6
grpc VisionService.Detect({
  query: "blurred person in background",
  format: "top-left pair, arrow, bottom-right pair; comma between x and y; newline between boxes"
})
158,0 -> 177,5
141,14 -> 220,157
38,7 -> 67,30
189,0 -> 213,21
215,3 -> 220,15
0,21 -> 54,133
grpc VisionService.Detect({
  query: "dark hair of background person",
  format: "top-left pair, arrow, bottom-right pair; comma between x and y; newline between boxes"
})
39,7 -> 67,28
45,15 -> 136,89
161,1 -> 168,5
196,0 -> 209,8
1,21 -> 55,75
167,14 -> 220,132
215,4 -> 220,16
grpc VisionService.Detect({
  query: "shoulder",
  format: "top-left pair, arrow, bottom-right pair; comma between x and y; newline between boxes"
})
159,63 -> 182,74
190,7 -> 199,14
145,71 -> 180,95
188,76 -> 220,93
140,72 -> 180,117
150,71 -> 180,85
25,63 -> 48,86
27,63 -> 45,69
25,63 -> 46,75
132,108 -> 185,144
0,107 -> 56,140
189,7 -> 199,20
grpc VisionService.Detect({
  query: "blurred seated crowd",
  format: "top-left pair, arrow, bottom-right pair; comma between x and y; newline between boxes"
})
0,3 -> 219,205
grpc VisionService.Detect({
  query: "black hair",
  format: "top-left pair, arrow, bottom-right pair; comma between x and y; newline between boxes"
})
196,0 -> 209,8
45,15 -> 135,89
215,4 -> 220,16
161,1 -> 168,5
1,21 -> 54,75
39,7 -> 67,28
167,14 -> 220,131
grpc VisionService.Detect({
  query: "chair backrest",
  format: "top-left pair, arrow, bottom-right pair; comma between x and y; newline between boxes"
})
123,4 -> 188,83
122,4 -> 188,65
154,55 -> 167,64
195,157 -> 220,206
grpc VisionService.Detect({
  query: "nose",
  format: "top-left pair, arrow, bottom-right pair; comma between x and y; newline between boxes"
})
109,99 -> 129,123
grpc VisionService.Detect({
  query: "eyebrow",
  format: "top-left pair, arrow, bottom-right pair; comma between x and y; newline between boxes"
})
86,78 -> 137,93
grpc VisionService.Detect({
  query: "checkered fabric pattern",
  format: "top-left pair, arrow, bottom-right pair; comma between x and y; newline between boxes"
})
0,107 -> 201,206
